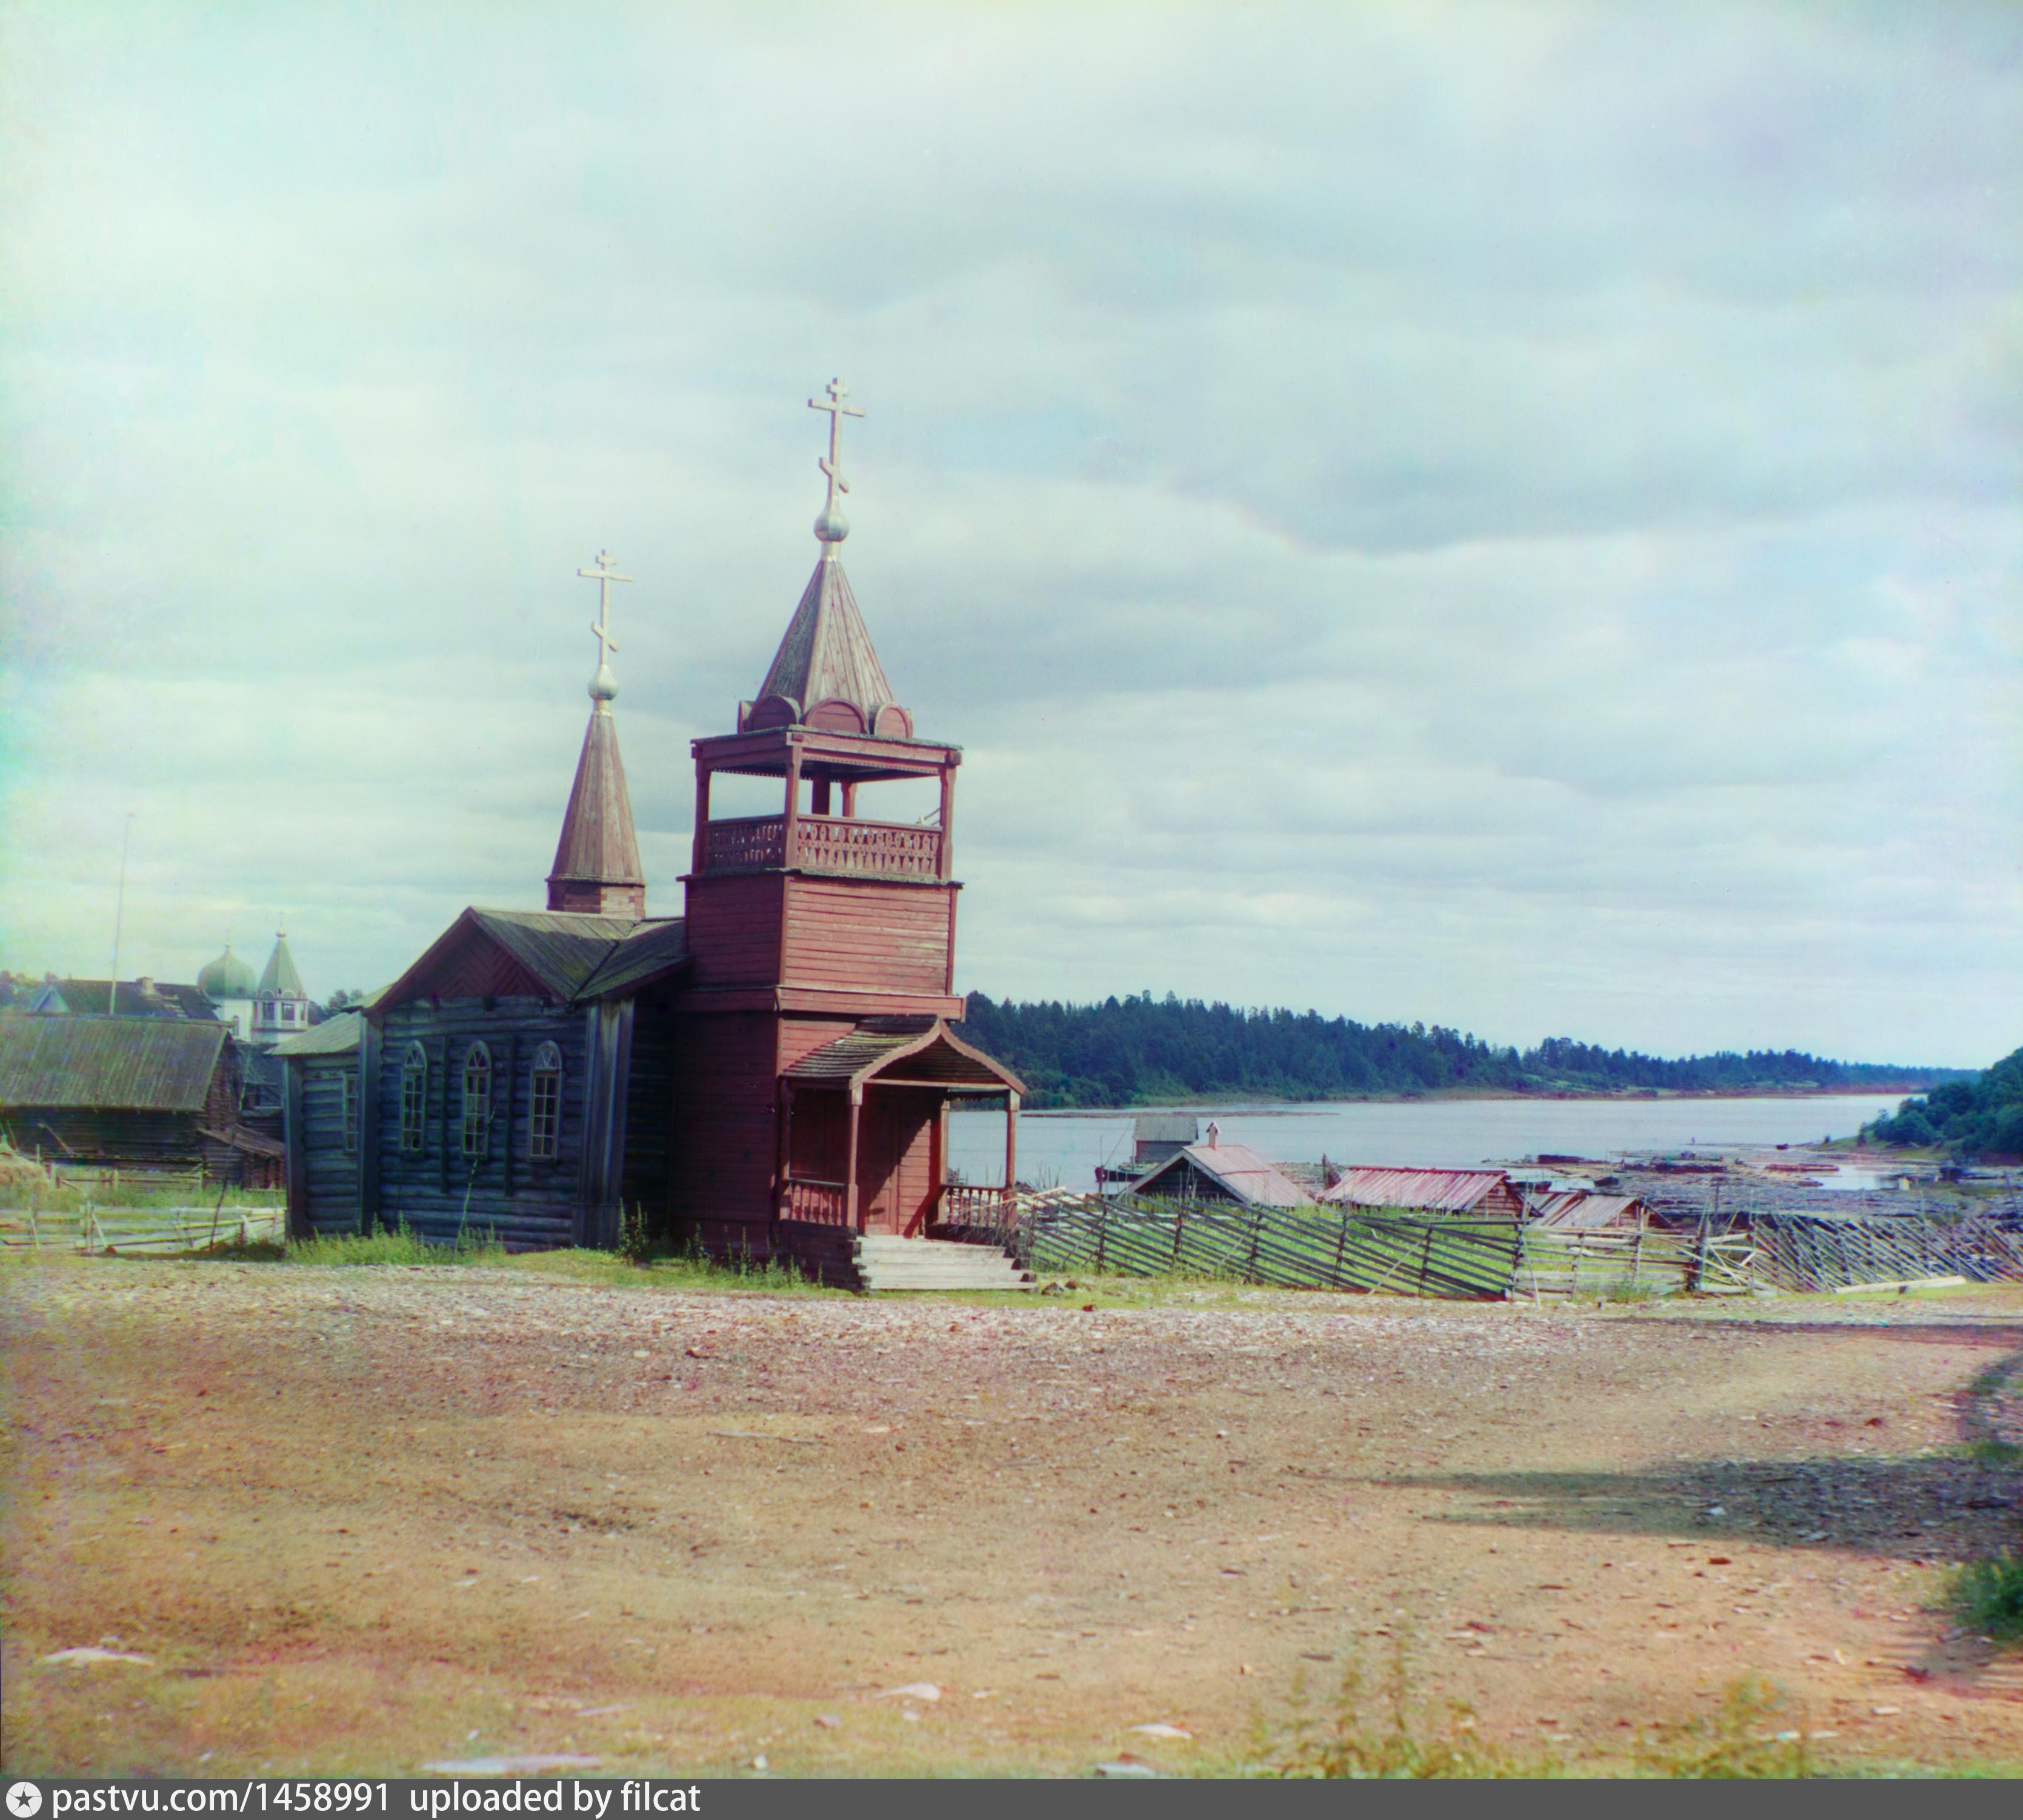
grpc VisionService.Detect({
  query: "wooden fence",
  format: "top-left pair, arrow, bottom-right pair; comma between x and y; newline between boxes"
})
939,1192 -> 2023,1301
0,1204 -> 287,1256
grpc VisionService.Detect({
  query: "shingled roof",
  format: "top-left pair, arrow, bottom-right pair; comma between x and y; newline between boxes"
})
741,555 -> 913,739
1135,1140 -> 1310,1208
547,706 -> 647,915
0,1017 -> 228,1112
785,1016 -> 1024,1096
374,909 -> 688,1013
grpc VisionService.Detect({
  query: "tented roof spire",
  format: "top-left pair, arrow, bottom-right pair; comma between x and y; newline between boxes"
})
548,551 -> 646,918
737,381 -> 915,741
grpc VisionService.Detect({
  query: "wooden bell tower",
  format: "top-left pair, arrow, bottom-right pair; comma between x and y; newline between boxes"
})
670,382 -> 1019,1252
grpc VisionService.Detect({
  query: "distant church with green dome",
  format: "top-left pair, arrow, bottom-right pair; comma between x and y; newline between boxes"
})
198,928 -> 310,1049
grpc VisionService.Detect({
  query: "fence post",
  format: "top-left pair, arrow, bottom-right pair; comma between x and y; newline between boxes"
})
1247,1208 -> 1263,1282
1333,1208 -> 1350,1288
1096,1199 -> 1107,1273
1173,1207 -> 1185,1268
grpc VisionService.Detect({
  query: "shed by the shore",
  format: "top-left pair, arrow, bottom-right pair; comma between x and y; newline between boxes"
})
1318,1166 -> 1525,1219
1133,1139 -> 1308,1208
1526,1190 -> 1652,1230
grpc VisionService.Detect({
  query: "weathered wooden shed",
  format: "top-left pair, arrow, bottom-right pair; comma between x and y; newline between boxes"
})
1318,1166 -> 1528,1219
273,1011 -> 364,1236
1133,1138 -> 1310,1208
0,1015 -> 244,1176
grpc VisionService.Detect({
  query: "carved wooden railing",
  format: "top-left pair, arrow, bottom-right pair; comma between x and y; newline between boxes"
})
702,814 -> 942,881
781,1178 -> 849,1225
706,816 -> 788,870
795,816 -> 941,879
938,1182 -> 1013,1226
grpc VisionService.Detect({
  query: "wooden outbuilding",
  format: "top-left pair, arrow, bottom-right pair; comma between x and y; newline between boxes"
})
0,1015 -> 257,1180
1318,1165 -> 1527,1219
1133,1138 -> 1310,1208
273,1011 -> 364,1236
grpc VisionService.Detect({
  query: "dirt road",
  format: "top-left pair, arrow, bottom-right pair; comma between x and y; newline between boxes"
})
4,1258 -> 2019,1775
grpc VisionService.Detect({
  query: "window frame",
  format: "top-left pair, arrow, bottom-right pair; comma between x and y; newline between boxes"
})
340,1071 -> 358,1157
528,1041 -> 564,1162
460,1042 -> 493,1160
399,1042 -> 427,1153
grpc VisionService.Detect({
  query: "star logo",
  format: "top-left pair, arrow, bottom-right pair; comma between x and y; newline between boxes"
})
7,1784 -> 43,1818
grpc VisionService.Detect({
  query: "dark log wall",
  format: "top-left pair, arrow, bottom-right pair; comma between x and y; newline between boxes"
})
621,999 -> 677,1224
5,1107 -> 206,1171
782,877 -> 954,996
293,1054 -> 362,1235
668,1009 -> 778,1233
372,996 -> 588,1248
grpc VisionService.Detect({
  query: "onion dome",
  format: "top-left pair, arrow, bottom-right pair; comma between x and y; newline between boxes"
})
198,943 -> 256,1000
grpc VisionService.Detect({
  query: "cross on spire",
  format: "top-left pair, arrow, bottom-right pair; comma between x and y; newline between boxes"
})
808,378 -> 865,546
577,549 -> 633,703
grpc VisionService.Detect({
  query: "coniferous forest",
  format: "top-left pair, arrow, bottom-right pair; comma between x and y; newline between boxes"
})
1862,1045 -> 2023,1156
952,992 -> 1967,1111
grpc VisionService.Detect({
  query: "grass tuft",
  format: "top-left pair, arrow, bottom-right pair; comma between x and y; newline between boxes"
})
1635,1674 -> 1815,1778
1950,1554 -> 2023,1645
1263,1640 -> 1522,1778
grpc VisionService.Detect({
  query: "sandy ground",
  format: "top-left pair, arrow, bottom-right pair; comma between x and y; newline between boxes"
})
3,1256 -> 2020,1777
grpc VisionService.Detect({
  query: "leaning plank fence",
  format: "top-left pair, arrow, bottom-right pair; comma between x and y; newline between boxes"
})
938,1191 -> 2023,1301
0,1204 -> 287,1256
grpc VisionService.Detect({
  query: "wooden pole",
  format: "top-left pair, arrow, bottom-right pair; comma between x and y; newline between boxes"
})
783,742 -> 804,870
1003,1090 -> 1019,1201
845,1090 -> 862,1231
936,761 -> 955,881
692,764 -> 712,875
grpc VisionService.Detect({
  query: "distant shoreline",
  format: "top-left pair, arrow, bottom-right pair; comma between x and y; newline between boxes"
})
1020,1084 -> 1921,1118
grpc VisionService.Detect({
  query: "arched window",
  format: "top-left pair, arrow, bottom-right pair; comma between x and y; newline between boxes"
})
399,1042 -> 427,1153
528,1041 -> 564,1161
461,1044 -> 492,1158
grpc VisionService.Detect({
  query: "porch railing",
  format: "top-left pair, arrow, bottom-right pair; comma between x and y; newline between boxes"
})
781,1178 -> 849,1225
704,813 -> 941,881
938,1182 -> 1013,1226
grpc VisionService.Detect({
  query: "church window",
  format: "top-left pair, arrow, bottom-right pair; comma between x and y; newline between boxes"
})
461,1044 -> 493,1158
399,1043 -> 427,1153
529,1042 -> 563,1161
341,1073 -> 358,1156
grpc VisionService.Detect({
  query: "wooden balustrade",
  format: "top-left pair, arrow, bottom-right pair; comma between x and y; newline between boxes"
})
938,1182 -> 1013,1227
702,813 -> 942,881
705,816 -> 788,870
782,1178 -> 849,1224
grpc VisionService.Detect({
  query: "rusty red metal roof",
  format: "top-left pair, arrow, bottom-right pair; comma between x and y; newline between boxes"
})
547,705 -> 645,912
1528,1191 -> 1649,1228
1136,1141 -> 1310,1208
1318,1167 -> 1516,1213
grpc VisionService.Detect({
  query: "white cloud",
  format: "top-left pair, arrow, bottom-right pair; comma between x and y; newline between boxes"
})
1,1 -> 2017,1064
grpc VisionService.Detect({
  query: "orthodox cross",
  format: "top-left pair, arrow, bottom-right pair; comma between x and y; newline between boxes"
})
808,377 -> 865,511
578,549 -> 633,673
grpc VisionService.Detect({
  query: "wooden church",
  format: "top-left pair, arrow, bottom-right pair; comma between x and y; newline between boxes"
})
279,384 -> 1026,1279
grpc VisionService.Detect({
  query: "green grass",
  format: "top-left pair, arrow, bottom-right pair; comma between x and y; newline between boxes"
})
203,1224 -> 833,1293
1950,1555 -> 2023,1644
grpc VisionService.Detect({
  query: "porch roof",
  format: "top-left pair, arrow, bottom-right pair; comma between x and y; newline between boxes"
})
785,1016 -> 1024,1099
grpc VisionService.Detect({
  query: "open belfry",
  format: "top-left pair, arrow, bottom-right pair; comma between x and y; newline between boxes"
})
285,384 -> 1028,1288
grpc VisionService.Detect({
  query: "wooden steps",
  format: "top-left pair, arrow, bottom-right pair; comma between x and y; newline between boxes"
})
852,1234 -> 1035,1293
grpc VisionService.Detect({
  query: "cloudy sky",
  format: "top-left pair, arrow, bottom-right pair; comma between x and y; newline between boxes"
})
2,2 -> 2016,1065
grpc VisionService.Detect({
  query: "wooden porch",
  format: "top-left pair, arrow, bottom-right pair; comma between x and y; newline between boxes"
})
773,1017 -> 1023,1236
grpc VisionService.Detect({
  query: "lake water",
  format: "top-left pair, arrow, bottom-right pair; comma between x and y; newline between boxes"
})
948,1093 -> 1907,1190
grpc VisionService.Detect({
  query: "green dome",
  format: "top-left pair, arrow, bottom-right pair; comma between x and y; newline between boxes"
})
198,944 -> 256,999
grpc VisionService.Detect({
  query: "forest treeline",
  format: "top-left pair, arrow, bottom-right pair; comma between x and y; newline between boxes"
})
1863,1045 -> 2023,1157
952,992 -> 1965,1111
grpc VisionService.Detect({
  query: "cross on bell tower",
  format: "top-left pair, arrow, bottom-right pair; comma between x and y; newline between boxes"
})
808,378 -> 865,549
547,550 -> 646,917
